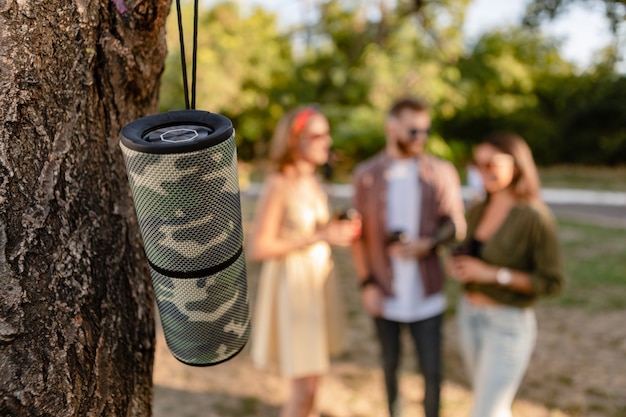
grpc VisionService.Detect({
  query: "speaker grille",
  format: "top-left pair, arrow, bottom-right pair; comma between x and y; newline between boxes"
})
151,251 -> 249,365
120,111 -> 250,366
121,140 -> 243,272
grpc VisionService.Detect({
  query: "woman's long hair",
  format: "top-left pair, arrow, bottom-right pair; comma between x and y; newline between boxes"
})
269,105 -> 321,172
482,132 -> 542,200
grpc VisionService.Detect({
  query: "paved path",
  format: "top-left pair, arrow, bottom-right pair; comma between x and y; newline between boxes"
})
243,183 -> 626,228
549,203 -> 626,228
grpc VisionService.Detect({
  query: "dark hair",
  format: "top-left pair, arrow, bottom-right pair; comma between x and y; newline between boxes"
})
481,132 -> 541,200
387,97 -> 429,118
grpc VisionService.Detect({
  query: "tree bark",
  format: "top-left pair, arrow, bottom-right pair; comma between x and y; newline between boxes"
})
0,0 -> 171,415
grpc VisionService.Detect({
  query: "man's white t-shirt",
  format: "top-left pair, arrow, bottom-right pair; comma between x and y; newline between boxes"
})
383,158 -> 446,323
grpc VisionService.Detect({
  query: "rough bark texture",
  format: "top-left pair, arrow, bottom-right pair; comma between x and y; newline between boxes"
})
0,0 -> 171,415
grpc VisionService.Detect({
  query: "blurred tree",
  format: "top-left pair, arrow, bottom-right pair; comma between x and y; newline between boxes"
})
523,0 -> 625,72
442,26 -> 626,166
287,0 -> 471,171
159,0 -> 472,168
555,72 -> 626,164
523,0 -> 625,34
158,0 -> 626,170
441,28 -> 576,164
159,1 -> 293,160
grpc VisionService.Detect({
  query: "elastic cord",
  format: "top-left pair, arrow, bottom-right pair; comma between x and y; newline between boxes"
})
191,0 -> 199,109
175,0 -> 199,110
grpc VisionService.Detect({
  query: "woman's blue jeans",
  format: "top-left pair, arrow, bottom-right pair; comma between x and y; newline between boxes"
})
374,314 -> 443,417
457,296 -> 537,417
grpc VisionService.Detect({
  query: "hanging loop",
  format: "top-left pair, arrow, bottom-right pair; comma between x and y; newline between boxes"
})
175,0 -> 199,110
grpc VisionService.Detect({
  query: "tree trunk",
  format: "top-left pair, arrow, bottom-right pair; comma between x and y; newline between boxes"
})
0,0 -> 171,415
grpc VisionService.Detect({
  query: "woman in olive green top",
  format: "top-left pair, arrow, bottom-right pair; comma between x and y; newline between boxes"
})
447,133 -> 563,417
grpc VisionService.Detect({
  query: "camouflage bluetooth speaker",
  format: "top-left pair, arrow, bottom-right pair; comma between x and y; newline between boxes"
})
119,110 -> 250,366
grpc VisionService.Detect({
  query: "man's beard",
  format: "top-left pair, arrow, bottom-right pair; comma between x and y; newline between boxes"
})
396,139 -> 416,157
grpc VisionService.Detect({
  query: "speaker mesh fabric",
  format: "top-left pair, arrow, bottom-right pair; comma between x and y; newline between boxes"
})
119,110 -> 250,366
150,251 -> 248,365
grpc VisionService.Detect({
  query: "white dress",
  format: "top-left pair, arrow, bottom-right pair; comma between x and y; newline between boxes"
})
250,182 -> 347,377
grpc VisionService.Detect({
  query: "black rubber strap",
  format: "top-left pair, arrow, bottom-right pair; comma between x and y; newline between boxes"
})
191,0 -> 199,109
148,246 -> 243,279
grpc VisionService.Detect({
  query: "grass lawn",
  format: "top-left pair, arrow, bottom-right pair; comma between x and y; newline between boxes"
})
545,218 -> 626,311
242,162 -> 626,192
538,165 -> 626,191
153,175 -> 626,417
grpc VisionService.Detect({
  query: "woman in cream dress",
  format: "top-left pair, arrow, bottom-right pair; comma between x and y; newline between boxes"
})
248,106 -> 361,417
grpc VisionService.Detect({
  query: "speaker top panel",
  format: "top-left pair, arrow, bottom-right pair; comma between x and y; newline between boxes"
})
120,110 -> 234,154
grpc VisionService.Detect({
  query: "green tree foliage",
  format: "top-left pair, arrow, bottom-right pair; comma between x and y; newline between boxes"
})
522,0 -> 625,73
159,0 -> 626,170
159,1 -> 293,159
279,0 -> 472,169
523,0 -> 625,34
441,28 -> 577,164
553,72 -> 626,164
518,0 -> 626,165
442,27 -> 626,165
160,0 -> 472,166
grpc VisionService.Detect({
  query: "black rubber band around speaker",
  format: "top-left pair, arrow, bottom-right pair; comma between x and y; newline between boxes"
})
174,336 -> 249,367
147,246 -> 244,279
120,110 -> 234,154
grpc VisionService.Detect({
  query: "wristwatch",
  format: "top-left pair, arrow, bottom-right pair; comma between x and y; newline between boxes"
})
496,267 -> 512,286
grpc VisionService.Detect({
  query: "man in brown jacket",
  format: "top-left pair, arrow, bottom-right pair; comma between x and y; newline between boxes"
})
351,97 -> 466,417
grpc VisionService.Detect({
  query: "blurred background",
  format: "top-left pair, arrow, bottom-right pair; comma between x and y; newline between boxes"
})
152,3 -> 626,416
158,0 -> 626,183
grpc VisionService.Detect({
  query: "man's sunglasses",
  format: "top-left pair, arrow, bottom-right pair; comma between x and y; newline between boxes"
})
408,128 -> 431,138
